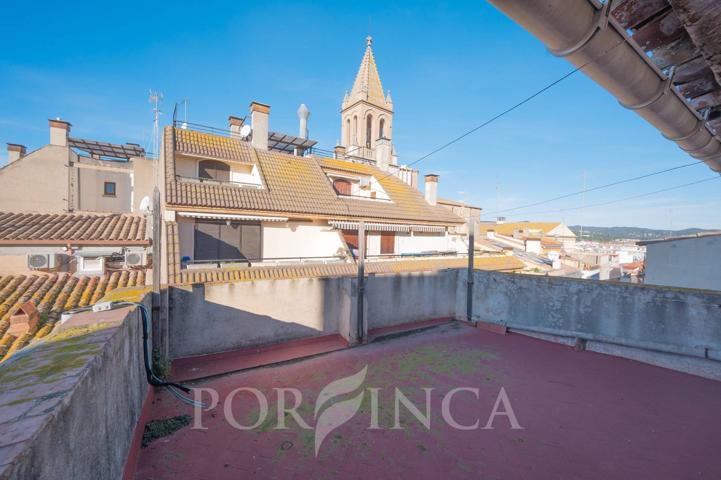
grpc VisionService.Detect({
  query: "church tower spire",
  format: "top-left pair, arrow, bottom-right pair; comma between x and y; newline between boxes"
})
340,36 -> 395,166
343,36 -> 393,111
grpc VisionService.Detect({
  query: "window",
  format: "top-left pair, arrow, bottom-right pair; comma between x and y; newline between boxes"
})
103,182 -> 116,197
193,221 -> 261,262
352,116 -> 358,145
345,118 -> 350,145
198,160 -> 230,182
379,118 -> 385,139
381,232 -> 395,254
366,114 -> 373,147
333,178 -> 352,196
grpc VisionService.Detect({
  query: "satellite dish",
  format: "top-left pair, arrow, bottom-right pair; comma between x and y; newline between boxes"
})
239,124 -> 252,139
139,196 -> 152,214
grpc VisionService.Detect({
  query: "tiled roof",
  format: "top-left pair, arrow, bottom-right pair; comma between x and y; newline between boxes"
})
319,158 -> 464,224
174,128 -> 255,163
169,256 -> 525,285
479,222 -> 562,237
0,271 -> 146,362
0,212 -> 148,245
165,127 -> 463,225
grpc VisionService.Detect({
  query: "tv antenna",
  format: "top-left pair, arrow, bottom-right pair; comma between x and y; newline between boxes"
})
149,90 -> 163,186
180,97 -> 189,129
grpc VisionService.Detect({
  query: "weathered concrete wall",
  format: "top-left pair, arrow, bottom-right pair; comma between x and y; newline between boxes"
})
77,165 -> 132,213
464,270 -> 721,362
644,235 -> 721,291
365,270 -> 458,329
0,301 -> 149,480
168,278 -> 352,359
0,145 -> 70,213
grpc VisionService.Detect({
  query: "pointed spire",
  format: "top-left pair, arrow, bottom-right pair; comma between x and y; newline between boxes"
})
385,90 -> 393,106
346,36 -> 392,111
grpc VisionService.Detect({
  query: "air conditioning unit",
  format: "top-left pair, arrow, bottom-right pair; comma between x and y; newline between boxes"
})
77,256 -> 105,276
27,254 -> 56,270
124,250 -> 147,267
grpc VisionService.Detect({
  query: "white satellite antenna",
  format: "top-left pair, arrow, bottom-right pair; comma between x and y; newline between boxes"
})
139,195 -> 152,214
239,124 -> 252,139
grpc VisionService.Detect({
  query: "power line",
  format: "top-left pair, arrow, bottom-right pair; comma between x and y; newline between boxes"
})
483,158 -> 708,217
502,176 -> 720,219
370,38 -> 629,185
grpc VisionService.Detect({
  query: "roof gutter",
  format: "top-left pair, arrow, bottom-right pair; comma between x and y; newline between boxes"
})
487,0 -> 721,173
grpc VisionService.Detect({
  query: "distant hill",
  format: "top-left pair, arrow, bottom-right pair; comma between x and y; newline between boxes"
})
569,226 -> 717,242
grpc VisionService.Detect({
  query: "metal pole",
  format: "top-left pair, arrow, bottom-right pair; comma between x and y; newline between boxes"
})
466,217 -> 475,323
151,186 -> 163,354
356,221 -> 366,343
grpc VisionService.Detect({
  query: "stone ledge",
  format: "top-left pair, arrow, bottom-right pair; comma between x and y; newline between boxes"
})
0,303 -> 149,479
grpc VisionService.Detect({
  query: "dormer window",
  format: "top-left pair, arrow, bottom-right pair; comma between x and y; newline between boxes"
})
179,157 -> 263,188
333,178 -> 352,196
327,172 -> 390,201
199,160 -> 230,182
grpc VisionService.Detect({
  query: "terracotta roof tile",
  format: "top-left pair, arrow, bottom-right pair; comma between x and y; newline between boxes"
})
171,256 -> 524,285
0,212 -> 148,245
0,270 -> 147,362
165,127 -> 463,225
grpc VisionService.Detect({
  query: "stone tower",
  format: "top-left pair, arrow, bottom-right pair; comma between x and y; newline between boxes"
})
340,36 -> 395,166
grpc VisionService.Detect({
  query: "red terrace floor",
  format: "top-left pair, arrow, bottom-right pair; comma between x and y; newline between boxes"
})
134,324 -> 721,479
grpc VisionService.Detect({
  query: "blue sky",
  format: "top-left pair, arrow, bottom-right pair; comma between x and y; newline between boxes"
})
1,0 -> 719,229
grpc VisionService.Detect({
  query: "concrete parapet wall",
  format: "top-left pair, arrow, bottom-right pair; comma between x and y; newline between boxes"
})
365,270 -> 459,329
466,270 -> 721,362
0,301 -> 149,480
168,278 -> 352,359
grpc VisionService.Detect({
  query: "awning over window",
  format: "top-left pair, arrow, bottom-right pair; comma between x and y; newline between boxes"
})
177,211 -> 288,222
329,221 -> 446,233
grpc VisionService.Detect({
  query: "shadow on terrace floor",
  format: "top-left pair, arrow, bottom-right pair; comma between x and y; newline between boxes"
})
135,323 -> 721,479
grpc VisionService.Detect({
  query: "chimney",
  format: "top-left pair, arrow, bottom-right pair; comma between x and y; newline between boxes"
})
7,143 -> 26,163
8,301 -> 39,336
250,101 -> 270,150
424,174 -> 438,206
228,115 -> 245,139
49,118 -> 71,147
334,145 -> 346,158
374,138 -> 392,171
297,104 -> 310,139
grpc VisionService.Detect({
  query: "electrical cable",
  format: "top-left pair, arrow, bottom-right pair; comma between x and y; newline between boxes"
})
483,158 -> 709,217
502,176 -> 720,219
367,38 -> 630,186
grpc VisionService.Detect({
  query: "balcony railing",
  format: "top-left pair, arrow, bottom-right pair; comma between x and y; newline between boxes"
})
176,174 -> 263,189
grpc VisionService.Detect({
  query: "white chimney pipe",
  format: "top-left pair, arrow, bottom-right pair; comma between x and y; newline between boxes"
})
7,144 -> 26,163
297,104 -> 310,140
250,102 -> 270,150
424,174 -> 438,206
49,119 -> 70,147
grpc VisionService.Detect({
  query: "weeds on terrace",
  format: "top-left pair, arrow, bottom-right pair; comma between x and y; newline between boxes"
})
142,415 -> 192,447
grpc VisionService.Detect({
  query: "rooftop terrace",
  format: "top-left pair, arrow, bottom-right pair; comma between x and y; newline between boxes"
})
135,323 -> 721,479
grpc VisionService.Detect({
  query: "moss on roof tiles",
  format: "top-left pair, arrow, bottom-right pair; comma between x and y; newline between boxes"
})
166,127 -> 463,225
0,271 -> 147,363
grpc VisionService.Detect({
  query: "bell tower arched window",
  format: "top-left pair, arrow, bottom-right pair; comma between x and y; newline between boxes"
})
366,114 -> 373,147
379,118 -> 385,139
